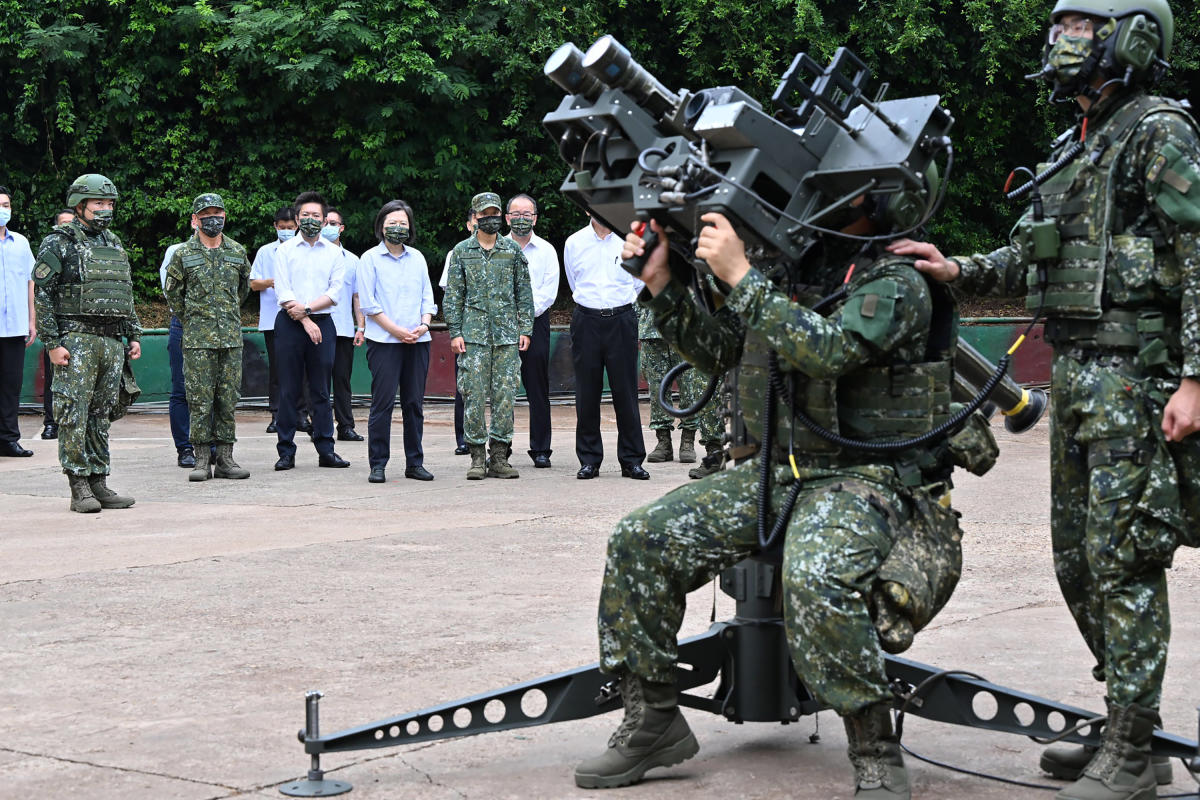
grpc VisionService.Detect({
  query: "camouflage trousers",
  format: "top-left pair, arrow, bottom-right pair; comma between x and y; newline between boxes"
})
599,457 -> 910,714
639,338 -> 724,443
1050,350 -> 1183,709
457,343 -> 519,445
184,346 -> 242,445
51,332 -> 124,476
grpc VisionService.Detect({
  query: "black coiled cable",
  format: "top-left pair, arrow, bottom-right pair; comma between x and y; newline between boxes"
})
1005,139 -> 1085,201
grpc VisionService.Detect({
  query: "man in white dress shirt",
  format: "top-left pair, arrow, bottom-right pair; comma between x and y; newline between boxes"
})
249,206 -> 303,434
0,186 -> 36,457
322,206 -> 365,442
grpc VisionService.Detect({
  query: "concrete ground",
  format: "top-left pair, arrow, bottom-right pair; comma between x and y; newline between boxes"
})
1,402 -> 1198,800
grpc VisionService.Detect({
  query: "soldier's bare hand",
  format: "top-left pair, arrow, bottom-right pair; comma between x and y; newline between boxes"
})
695,213 -> 750,286
451,336 -> 466,354
887,239 -> 960,282
623,220 -> 671,296
518,335 -> 530,352
1163,377 -> 1200,442
128,341 -> 141,360
49,346 -> 70,366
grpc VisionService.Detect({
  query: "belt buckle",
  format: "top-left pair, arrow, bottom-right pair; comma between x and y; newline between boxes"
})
600,307 -> 615,317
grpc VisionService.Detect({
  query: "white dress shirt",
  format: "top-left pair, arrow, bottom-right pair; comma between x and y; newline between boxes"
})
274,235 -> 344,314
0,228 -> 34,338
358,242 -> 436,344
517,232 -> 560,318
563,222 -> 642,309
249,239 -> 281,330
330,248 -> 360,338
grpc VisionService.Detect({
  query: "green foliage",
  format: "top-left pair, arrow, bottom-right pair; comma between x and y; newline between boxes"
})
2,0 -> 1197,301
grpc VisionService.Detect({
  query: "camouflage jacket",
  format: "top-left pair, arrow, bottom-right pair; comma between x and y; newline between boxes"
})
952,89 -> 1200,379
32,221 -> 141,349
637,303 -> 662,340
444,233 -> 534,345
164,234 -> 252,349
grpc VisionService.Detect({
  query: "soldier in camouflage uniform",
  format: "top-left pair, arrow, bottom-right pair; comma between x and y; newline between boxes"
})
31,174 -> 141,513
638,304 -> 724,475
444,192 -> 534,480
891,2 -> 1199,797
578,168 -> 970,798
164,194 -> 253,482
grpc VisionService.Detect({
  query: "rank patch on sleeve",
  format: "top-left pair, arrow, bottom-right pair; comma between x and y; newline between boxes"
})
33,263 -> 51,280
1147,154 -> 1168,183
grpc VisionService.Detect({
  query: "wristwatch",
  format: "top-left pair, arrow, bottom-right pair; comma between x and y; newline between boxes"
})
304,305 -> 312,316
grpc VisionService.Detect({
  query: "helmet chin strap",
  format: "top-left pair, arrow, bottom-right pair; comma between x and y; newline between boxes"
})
1049,48 -> 1105,103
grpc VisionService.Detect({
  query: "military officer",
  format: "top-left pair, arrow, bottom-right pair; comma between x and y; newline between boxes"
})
891,2 -> 1199,797
164,193 -> 253,482
444,192 -> 534,480
31,174 -> 141,513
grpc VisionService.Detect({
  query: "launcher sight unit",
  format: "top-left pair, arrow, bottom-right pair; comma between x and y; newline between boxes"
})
543,37 -> 954,274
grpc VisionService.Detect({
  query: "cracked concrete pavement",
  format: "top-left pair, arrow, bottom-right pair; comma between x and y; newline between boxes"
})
1,402 -> 1198,799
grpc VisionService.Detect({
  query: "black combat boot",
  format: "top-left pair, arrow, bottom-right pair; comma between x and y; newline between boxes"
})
68,475 -> 101,514
843,702 -> 910,799
1056,702 -> 1160,800
574,673 -> 698,789
646,430 -> 673,463
87,475 -> 135,509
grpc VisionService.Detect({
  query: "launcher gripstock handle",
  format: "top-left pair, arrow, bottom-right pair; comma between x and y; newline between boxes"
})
620,225 -> 659,278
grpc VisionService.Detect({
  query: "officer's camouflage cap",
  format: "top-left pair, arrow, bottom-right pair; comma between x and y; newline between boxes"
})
471,192 -> 503,214
192,193 -> 225,215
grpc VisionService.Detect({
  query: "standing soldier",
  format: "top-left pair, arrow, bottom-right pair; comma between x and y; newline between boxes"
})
165,193 -> 253,482
31,173 -> 141,513
892,2 -> 1199,797
444,192 -> 534,480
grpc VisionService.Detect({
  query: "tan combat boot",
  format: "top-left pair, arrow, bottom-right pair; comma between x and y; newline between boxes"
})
688,444 -> 725,479
189,446 -> 212,482
68,475 -> 101,514
213,444 -> 250,479
87,475 -> 134,509
486,439 -> 519,478
1042,697 -> 1173,786
646,430 -> 673,462
466,444 -> 487,480
677,428 -> 696,463
1055,703 -> 1159,800
844,702 -> 910,799
574,673 -> 698,789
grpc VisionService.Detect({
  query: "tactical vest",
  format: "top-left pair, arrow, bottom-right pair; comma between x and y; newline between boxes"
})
1029,94 -> 1193,323
54,224 -> 135,318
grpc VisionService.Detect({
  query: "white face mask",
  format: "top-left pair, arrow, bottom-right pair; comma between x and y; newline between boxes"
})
0,208 -> 11,228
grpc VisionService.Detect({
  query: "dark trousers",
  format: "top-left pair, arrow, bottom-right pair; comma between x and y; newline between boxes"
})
274,311 -> 336,458
453,361 -> 465,448
167,316 -> 192,451
0,336 -> 24,443
264,327 -> 310,419
42,350 -> 53,425
519,310 -> 552,457
333,335 -> 356,431
366,340 -> 430,469
571,305 -> 644,468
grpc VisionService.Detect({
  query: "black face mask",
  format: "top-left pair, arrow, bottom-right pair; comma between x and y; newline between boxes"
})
199,216 -> 225,237
476,215 -> 503,235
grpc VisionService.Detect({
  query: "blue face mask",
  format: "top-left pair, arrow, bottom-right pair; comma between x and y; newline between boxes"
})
277,228 -> 296,242
320,224 -> 340,242
0,208 -> 10,228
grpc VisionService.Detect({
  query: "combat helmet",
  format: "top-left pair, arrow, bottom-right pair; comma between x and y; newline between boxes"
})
1042,0 -> 1172,98
66,174 -> 120,208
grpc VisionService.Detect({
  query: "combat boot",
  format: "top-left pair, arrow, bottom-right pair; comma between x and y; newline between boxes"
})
1042,696 -> 1173,786
1055,703 -> 1159,800
87,475 -> 135,509
486,439 -> 519,478
646,430 -> 673,463
574,673 -> 698,789
67,475 -> 101,514
213,444 -> 250,479
466,444 -> 487,480
843,702 -> 910,799
677,428 -> 696,463
189,446 -> 212,482
688,444 -> 725,480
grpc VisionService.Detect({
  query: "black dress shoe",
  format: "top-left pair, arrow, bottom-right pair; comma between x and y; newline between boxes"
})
621,465 -> 650,480
532,454 -> 552,469
274,455 -> 295,471
266,418 -> 278,433
454,443 -> 470,455
318,452 -> 350,468
405,465 -> 435,481
368,467 -> 386,483
297,418 -> 313,434
41,423 -> 58,440
576,464 -> 600,480
337,428 -> 364,442
177,449 -> 196,468
0,441 -> 32,457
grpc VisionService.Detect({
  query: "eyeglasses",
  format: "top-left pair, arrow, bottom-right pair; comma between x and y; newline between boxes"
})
1048,16 -> 1095,44
507,211 -> 537,219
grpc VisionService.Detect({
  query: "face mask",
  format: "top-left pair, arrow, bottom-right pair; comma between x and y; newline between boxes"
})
320,224 -> 340,242
1045,34 -> 1095,89
383,224 -> 410,244
298,217 -> 323,237
508,218 -> 533,236
476,215 -> 503,235
277,228 -> 296,242
89,208 -> 114,230
199,216 -> 225,237
0,208 -> 10,228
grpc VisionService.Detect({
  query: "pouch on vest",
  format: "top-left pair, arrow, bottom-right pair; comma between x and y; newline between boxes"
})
946,404 -> 1000,477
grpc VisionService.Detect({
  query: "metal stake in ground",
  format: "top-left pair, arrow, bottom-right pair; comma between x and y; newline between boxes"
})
279,691 -> 352,797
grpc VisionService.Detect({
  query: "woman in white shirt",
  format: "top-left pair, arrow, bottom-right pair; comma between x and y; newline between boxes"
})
357,200 -> 436,483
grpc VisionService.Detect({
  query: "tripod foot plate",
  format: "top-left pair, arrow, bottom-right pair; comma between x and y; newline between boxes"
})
279,777 -> 353,796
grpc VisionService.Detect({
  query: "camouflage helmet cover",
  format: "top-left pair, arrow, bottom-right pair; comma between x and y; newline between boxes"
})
66,174 -> 120,208
1050,0 -> 1174,58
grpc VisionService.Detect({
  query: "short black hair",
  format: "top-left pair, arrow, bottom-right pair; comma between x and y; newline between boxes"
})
55,208 -> 74,221
274,206 -> 296,223
293,191 -> 327,218
506,193 -> 538,214
325,206 -> 342,222
374,199 -> 416,243
468,207 -> 477,220
0,185 -> 10,198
